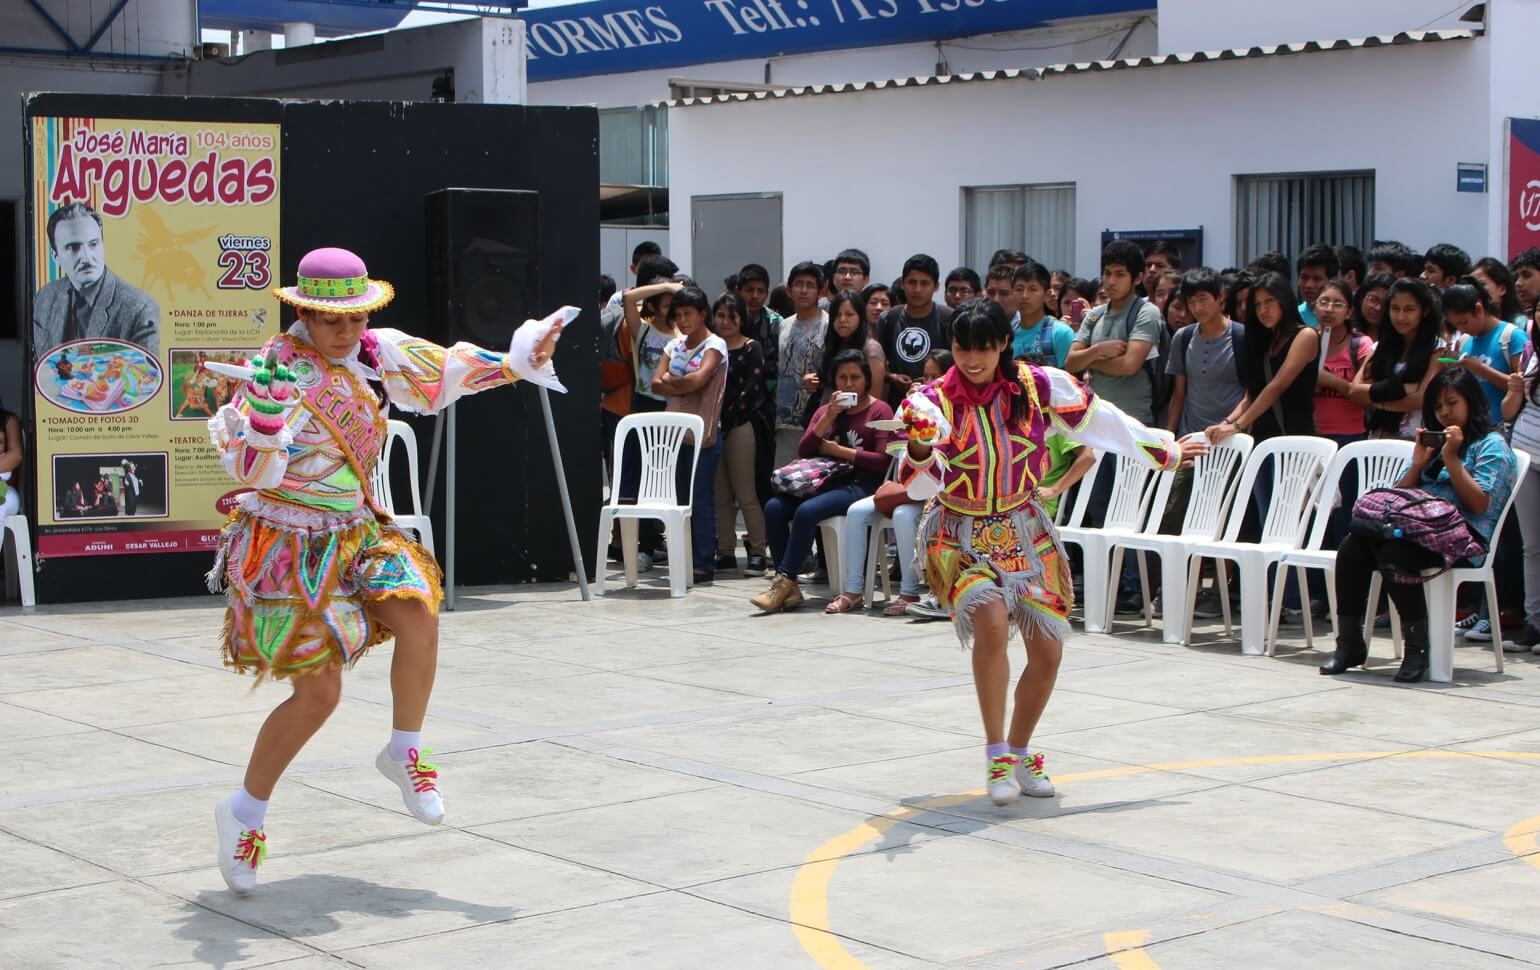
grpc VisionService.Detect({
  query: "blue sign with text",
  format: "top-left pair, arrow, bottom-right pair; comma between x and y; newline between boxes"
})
520,0 -> 1151,81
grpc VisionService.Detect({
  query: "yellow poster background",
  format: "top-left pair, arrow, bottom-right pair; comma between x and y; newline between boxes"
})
29,116 -> 280,558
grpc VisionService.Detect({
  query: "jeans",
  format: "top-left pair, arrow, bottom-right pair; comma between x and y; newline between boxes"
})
1334,532 -> 1439,622
617,396 -> 667,553
1085,458 -> 1139,596
1515,464 -> 1540,629
765,483 -> 869,579
680,432 -> 723,573
842,497 -> 922,597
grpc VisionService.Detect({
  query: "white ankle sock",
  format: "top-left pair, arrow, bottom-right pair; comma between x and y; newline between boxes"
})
230,787 -> 268,830
388,729 -> 422,761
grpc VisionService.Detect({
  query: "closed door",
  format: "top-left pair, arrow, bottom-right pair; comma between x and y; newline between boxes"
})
690,194 -> 782,297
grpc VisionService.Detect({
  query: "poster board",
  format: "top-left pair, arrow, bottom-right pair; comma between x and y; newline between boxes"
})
25,100 -> 281,559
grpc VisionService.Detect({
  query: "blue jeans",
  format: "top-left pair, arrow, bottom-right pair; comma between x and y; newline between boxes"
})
680,432 -> 723,573
765,483 -> 869,579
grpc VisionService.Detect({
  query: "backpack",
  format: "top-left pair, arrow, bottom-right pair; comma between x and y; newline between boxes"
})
1348,487 -> 1487,582
1110,296 -> 1172,425
598,304 -> 634,395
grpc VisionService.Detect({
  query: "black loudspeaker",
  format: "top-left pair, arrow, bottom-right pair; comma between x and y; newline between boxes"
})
426,188 -> 540,348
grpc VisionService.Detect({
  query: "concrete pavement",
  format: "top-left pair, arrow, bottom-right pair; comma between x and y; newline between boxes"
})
3,565 -> 1540,969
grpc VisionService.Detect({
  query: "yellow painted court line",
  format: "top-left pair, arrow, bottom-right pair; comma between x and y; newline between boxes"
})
789,750 -> 1540,969
1104,930 -> 1160,970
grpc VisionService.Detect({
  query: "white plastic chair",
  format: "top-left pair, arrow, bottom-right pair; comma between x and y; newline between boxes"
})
1179,436 -> 1339,655
596,413 -> 703,598
2,513 -> 35,607
372,419 -> 435,556
1108,433 -> 1253,644
1059,450 -> 1165,633
1265,439 -> 1414,655
1368,449 -> 1530,683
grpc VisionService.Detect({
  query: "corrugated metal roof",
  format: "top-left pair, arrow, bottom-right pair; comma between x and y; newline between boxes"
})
666,29 -> 1478,108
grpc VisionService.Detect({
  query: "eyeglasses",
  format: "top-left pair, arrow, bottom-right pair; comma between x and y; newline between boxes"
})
1314,299 -> 1350,311
945,287 -> 975,297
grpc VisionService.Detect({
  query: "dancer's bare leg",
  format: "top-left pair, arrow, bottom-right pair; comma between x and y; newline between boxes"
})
970,598 -> 1011,743
1006,625 -> 1063,750
370,597 -> 439,731
242,668 -> 344,799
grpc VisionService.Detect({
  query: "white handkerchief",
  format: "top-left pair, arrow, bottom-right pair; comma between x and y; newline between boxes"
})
507,306 -> 580,393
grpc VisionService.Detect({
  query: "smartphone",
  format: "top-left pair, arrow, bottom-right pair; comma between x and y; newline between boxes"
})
1065,298 -> 1089,324
833,391 -> 858,408
1417,428 -> 1446,449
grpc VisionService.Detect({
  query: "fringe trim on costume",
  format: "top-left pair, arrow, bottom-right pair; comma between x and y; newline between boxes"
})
921,500 -> 1074,651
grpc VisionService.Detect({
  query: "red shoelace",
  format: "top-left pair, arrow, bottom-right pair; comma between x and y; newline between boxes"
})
406,747 -> 439,793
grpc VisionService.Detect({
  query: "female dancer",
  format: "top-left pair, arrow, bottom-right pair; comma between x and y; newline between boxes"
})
206,247 -> 563,893
899,300 -> 1201,805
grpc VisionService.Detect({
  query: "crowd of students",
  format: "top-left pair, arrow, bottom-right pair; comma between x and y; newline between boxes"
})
598,237 -> 1540,662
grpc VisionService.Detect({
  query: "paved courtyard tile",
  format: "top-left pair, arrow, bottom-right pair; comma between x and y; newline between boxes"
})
4,572 -> 1540,968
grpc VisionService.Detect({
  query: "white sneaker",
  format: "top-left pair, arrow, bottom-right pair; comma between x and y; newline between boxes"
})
986,753 -> 1021,806
376,747 -> 445,825
1013,751 -> 1056,798
1463,618 -> 1494,642
214,794 -> 266,894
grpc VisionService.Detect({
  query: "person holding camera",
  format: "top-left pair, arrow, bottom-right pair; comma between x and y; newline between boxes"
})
752,350 -> 893,613
1320,369 -> 1516,682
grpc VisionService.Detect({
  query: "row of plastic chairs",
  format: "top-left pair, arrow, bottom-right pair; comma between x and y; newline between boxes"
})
1062,433 -> 1528,683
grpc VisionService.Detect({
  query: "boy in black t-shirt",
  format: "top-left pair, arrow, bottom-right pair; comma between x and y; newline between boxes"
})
878,253 -> 953,405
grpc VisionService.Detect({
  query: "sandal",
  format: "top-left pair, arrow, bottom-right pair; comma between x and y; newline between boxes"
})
883,595 -> 920,617
824,592 -> 865,614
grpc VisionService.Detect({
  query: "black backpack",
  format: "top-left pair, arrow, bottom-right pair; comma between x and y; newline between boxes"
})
1113,297 -> 1172,425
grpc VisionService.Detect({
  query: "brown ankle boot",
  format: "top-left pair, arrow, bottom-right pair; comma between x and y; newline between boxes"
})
750,574 -> 803,612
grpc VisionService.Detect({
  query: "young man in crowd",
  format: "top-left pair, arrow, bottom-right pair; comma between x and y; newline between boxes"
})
1423,243 -> 1473,289
1142,240 -> 1182,297
1010,258 -> 1076,366
1367,240 -> 1420,278
1248,250 -> 1291,279
606,240 -> 662,308
988,249 -> 1028,274
1295,243 -> 1339,329
983,264 -> 1021,330
831,248 -> 870,296
1513,248 -> 1540,315
1066,239 -> 1166,614
879,253 -> 953,405
776,261 -> 829,465
738,262 -> 782,377
943,267 -> 981,310
1335,244 -> 1366,291
1162,267 -> 1246,617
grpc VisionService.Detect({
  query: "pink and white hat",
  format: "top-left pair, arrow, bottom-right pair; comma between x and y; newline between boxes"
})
273,247 -> 394,313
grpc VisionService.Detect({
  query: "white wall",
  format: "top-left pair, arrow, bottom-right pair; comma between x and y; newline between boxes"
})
1157,0 -> 1470,53
668,37 -> 1493,282
528,14 -> 1155,108
1484,0 -> 1540,256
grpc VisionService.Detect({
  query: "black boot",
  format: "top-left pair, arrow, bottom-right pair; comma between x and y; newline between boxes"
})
1319,615 -> 1368,675
1394,618 -> 1430,683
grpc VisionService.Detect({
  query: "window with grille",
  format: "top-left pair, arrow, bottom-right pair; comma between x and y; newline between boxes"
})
1234,171 -> 1375,268
962,183 -> 1076,273
598,106 -> 669,187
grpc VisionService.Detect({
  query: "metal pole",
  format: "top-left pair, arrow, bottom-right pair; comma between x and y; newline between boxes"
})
444,405 -> 457,612
539,386 -> 591,601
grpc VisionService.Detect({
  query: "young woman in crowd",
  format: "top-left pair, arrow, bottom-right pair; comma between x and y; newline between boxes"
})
1313,278 -> 1374,448
1502,349 -> 1540,652
1321,368 -> 1516,681
0,395 -> 21,536
1474,256 -> 1525,324
1048,271 -> 1071,320
652,286 -> 728,584
1206,272 -> 1319,444
1351,272 -> 1394,343
803,290 -> 885,423
899,299 -> 1201,806
710,293 -> 774,577
1222,270 -> 1254,327
1350,277 -> 1443,441
862,282 -> 891,330
752,350 -> 894,612
1163,284 -> 1191,335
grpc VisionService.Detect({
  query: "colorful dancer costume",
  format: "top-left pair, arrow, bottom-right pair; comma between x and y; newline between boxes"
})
900,315 -> 1185,805
206,247 -> 565,893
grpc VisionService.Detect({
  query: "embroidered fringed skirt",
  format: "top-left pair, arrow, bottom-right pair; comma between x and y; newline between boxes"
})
209,496 -> 442,683
919,501 -> 1073,649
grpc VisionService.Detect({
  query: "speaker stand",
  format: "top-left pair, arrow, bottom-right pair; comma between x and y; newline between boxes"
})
422,390 -> 590,609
